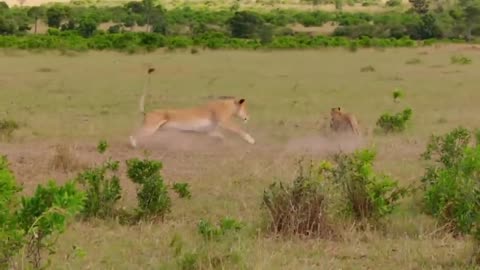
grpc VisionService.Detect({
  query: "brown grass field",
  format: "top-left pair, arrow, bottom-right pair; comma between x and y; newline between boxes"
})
1,45 -> 480,269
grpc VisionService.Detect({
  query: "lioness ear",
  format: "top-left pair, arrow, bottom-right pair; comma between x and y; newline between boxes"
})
238,99 -> 246,105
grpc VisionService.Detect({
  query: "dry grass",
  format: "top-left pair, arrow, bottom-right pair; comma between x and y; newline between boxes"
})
48,143 -> 84,172
1,45 -> 480,269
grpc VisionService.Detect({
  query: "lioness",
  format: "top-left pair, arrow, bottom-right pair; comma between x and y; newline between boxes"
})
330,107 -> 360,135
129,96 -> 255,148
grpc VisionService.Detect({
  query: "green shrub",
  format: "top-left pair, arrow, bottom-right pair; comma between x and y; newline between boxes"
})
392,88 -> 404,102
262,160 -> 335,236
75,159 -> 121,219
0,156 -> 23,268
126,158 -> 171,220
172,182 -> 191,199
17,180 -> 84,268
421,127 -> 480,234
0,119 -> 19,141
332,149 -> 409,223
376,108 -> 413,133
96,139 -> 108,154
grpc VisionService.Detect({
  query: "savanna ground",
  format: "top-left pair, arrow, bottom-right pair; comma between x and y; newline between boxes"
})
1,45 -> 480,269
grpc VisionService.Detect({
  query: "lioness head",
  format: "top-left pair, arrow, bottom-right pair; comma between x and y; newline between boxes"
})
236,98 -> 249,123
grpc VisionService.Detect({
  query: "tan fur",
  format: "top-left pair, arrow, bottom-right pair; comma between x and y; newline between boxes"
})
129,97 -> 255,148
330,107 -> 360,135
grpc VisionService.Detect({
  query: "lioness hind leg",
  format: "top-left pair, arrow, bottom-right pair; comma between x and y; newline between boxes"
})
129,120 -> 167,148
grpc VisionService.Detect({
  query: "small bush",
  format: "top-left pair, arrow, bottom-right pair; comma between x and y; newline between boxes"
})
451,55 -> 472,65
0,119 -> 19,141
392,88 -> 404,102
332,149 -> 409,223
172,182 -> 191,199
197,217 -> 244,241
262,160 -> 335,237
421,127 -> 480,234
75,159 -> 121,219
96,139 -> 108,154
376,108 -> 413,133
360,65 -> 375,72
0,155 -> 23,268
17,180 -> 85,269
126,158 -> 171,220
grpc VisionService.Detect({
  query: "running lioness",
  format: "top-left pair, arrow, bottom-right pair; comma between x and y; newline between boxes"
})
129,70 -> 255,147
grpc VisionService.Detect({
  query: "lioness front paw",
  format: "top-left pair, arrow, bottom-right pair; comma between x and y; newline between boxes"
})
244,134 -> 255,144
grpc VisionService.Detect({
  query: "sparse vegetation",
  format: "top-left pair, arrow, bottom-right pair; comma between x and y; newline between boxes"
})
451,55 -> 473,65
0,119 -> 19,141
49,144 -> 82,172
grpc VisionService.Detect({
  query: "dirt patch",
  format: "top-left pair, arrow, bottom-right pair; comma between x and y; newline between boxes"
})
284,133 -> 365,157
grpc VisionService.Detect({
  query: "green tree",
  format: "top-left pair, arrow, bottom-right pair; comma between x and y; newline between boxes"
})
27,6 -> 45,34
77,15 -> 98,37
46,5 -> 70,28
460,0 -> 480,40
228,11 -> 264,38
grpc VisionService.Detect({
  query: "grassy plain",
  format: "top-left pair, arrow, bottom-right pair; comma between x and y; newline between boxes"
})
1,45 -> 480,269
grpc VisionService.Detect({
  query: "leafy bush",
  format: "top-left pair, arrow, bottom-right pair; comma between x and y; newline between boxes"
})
262,160 -> 335,236
0,119 -> 19,141
75,159 -> 121,219
376,108 -> 413,133
0,156 -> 23,268
172,182 -> 191,199
17,180 -> 84,268
421,127 -> 480,234
332,149 -> 409,223
96,139 -> 108,154
126,158 -> 171,220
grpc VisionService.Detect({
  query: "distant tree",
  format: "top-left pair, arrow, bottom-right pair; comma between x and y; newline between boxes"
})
0,1 -> 8,10
27,6 -> 45,34
0,16 -> 16,34
461,0 -> 480,40
409,0 -> 429,14
228,11 -> 264,38
78,15 -> 98,37
46,5 -> 70,28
